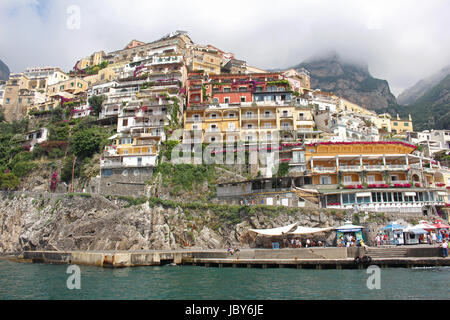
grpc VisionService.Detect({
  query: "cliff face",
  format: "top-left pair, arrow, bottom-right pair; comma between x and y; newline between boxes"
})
397,65 -> 450,106
0,192 -> 352,254
293,53 -> 397,110
391,74 -> 450,131
0,59 -> 10,81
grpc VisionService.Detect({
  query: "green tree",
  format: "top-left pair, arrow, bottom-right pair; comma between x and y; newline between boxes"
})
88,95 -> 107,116
71,127 -> 109,159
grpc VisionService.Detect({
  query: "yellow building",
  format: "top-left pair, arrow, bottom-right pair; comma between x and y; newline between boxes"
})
47,77 -> 89,96
83,66 -> 118,86
338,98 -> 376,116
183,103 -> 318,144
300,141 -> 445,213
191,47 -> 221,75
390,114 -> 413,133
75,51 -> 106,70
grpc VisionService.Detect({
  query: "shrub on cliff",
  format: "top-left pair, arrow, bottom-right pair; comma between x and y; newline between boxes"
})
0,172 -> 20,190
72,127 -> 109,159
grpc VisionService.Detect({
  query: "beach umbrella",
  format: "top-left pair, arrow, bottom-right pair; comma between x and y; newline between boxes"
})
433,222 -> 450,229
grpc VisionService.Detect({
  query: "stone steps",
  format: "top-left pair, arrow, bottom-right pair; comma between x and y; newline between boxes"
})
366,247 -> 408,258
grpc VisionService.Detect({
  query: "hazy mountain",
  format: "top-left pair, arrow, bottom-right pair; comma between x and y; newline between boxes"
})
388,74 -> 450,131
397,65 -> 450,105
0,59 -> 10,81
291,52 -> 397,110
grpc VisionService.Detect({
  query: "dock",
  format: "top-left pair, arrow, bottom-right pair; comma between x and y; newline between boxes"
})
19,246 -> 450,269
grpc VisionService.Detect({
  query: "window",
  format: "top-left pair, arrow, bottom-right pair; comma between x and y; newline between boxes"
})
224,87 -> 231,92
71,82 -> 74,87
367,175 -> 376,183
224,98 -> 230,103
240,96 -> 246,102
393,192 -> 403,202
343,176 -> 352,183
404,122 -> 409,126
122,119 -> 128,127
393,122 -> 398,126
357,196 -> 370,204
213,98 -> 219,104
102,169 -> 112,177
320,176 -> 331,185
371,192 -> 383,203
6,98 -> 9,104
383,192 -> 392,202
18,98 -> 22,103
239,87 -> 247,92
342,193 -> 356,204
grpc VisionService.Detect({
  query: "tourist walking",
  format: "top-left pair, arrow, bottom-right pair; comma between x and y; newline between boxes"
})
431,232 -> 437,245
440,239 -> 448,258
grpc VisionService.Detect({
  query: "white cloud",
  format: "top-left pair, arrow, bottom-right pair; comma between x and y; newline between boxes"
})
0,0 -> 449,96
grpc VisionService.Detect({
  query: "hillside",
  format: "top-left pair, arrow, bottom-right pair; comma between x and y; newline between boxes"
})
387,74 -> 450,131
397,65 -> 450,105
292,52 -> 397,110
0,59 -> 10,81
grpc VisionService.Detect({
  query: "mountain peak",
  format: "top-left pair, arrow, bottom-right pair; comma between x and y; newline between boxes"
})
292,52 -> 395,110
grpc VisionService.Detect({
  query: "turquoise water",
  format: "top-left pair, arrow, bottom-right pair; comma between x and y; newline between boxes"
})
0,260 -> 448,300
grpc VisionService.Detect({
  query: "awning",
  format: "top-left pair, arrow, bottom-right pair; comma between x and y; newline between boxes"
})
404,228 -> 428,234
249,223 -> 297,236
289,226 -> 333,235
335,221 -> 364,231
356,192 -> 371,197
438,192 -> 447,196
382,224 -> 405,230
108,134 -> 119,140
404,192 -> 416,196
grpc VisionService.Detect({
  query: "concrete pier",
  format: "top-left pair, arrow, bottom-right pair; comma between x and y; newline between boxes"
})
20,247 -> 450,269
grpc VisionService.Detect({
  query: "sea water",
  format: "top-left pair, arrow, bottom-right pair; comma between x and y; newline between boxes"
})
0,259 -> 448,300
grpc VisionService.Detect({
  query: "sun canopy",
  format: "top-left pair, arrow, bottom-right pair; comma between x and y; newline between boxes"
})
404,227 -> 428,235
381,224 -> 405,231
335,221 -> 364,232
249,223 -> 297,236
415,222 -> 437,230
289,226 -> 334,235
433,222 -> 450,229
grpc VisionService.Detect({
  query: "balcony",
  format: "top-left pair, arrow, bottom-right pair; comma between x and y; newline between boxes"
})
261,114 -> 276,119
386,164 -> 408,171
280,125 -> 294,131
242,115 -> 258,120
185,117 -> 203,123
363,165 -> 385,171
313,167 -> 336,173
205,128 -> 221,133
280,113 -> 293,118
342,181 -> 362,187
339,165 -> 362,172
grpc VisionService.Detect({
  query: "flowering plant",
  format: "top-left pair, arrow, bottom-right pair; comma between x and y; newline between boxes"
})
436,183 -> 445,187
327,203 -> 341,206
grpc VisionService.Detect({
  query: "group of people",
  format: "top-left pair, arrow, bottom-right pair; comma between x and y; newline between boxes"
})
374,234 -> 389,246
337,234 -> 360,247
227,247 -> 240,256
421,230 -> 449,245
287,238 -> 325,248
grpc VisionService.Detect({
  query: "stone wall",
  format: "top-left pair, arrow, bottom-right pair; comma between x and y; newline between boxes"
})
99,167 -> 153,196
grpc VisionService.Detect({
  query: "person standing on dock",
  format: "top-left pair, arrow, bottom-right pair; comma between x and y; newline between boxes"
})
440,240 -> 448,258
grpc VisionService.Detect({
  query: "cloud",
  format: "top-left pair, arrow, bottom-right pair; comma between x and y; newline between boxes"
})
1,0 -> 449,96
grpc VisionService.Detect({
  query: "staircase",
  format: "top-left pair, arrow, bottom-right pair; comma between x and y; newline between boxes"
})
366,247 -> 408,259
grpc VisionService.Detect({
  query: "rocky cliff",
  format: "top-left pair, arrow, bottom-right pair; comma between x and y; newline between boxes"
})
0,191 -> 354,254
293,52 -> 397,110
0,59 -> 10,81
0,191 -> 437,255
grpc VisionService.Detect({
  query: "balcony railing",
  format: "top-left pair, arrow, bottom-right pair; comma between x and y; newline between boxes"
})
280,126 -> 294,130
339,165 -> 361,172
386,164 -> 408,170
314,167 -> 336,173
363,165 -> 385,171
342,181 -> 362,186
185,117 -> 203,123
242,115 -> 258,119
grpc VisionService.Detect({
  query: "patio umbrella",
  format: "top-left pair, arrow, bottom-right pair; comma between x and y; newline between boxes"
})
433,222 -> 450,229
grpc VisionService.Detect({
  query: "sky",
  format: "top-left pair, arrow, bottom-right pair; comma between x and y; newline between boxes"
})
0,0 -> 449,96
